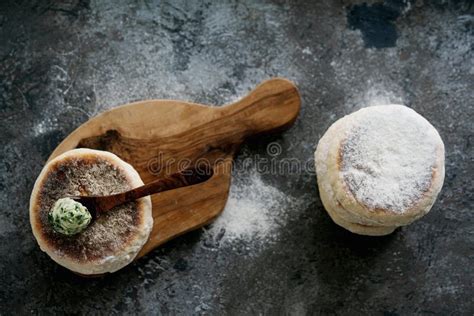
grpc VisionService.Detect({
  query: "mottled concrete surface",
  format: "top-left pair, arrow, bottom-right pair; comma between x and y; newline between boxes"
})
1,0 -> 473,314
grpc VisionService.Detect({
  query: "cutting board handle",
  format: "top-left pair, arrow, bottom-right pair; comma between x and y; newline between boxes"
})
219,78 -> 301,137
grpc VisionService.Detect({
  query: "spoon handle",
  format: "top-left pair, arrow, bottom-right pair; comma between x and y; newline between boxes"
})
96,164 -> 213,214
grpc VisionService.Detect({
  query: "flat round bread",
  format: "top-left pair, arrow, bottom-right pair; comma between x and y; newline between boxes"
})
30,149 -> 153,274
320,182 -> 397,236
315,105 -> 445,235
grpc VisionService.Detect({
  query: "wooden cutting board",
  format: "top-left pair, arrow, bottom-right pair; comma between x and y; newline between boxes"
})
48,78 -> 300,258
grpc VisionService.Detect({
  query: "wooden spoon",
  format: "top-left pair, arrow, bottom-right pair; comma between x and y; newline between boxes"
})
49,78 -> 300,259
71,163 -> 213,219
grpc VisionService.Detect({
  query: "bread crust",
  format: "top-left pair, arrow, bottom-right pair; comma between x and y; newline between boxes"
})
315,105 -> 445,235
30,149 -> 153,274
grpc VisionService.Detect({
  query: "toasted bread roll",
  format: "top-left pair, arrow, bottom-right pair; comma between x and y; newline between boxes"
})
30,149 -> 152,274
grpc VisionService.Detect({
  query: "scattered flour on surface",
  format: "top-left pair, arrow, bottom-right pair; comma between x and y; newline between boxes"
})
33,119 -> 56,137
343,80 -> 405,111
302,47 -> 312,55
207,168 -> 300,243
356,82 -> 404,108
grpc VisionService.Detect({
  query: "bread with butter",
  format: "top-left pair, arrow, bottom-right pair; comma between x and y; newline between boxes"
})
30,149 -> 152,274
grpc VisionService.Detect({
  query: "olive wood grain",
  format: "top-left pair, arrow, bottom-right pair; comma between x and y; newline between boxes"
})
48,78 -> 300,260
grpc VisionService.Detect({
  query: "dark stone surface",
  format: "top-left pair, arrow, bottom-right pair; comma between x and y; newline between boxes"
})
0,0 -> 473,314
347,2 -> 402,48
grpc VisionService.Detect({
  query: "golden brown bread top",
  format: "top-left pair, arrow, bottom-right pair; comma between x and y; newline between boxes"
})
31,154 -> 143,262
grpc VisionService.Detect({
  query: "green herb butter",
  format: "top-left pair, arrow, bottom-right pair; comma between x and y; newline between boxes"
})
48,197 -> 91,235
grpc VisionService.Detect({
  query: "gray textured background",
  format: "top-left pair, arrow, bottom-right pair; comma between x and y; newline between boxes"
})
1,0 -> 473,314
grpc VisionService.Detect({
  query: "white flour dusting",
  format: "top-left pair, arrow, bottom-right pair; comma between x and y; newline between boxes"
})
33,118 -> 57,137
341,104 -> 443,212
207,169 -> 297,243
354,82 -> 404,108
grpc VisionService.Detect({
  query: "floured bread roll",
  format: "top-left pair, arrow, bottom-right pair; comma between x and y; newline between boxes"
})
30,149 -> 153,274
315,105 -> 445,236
